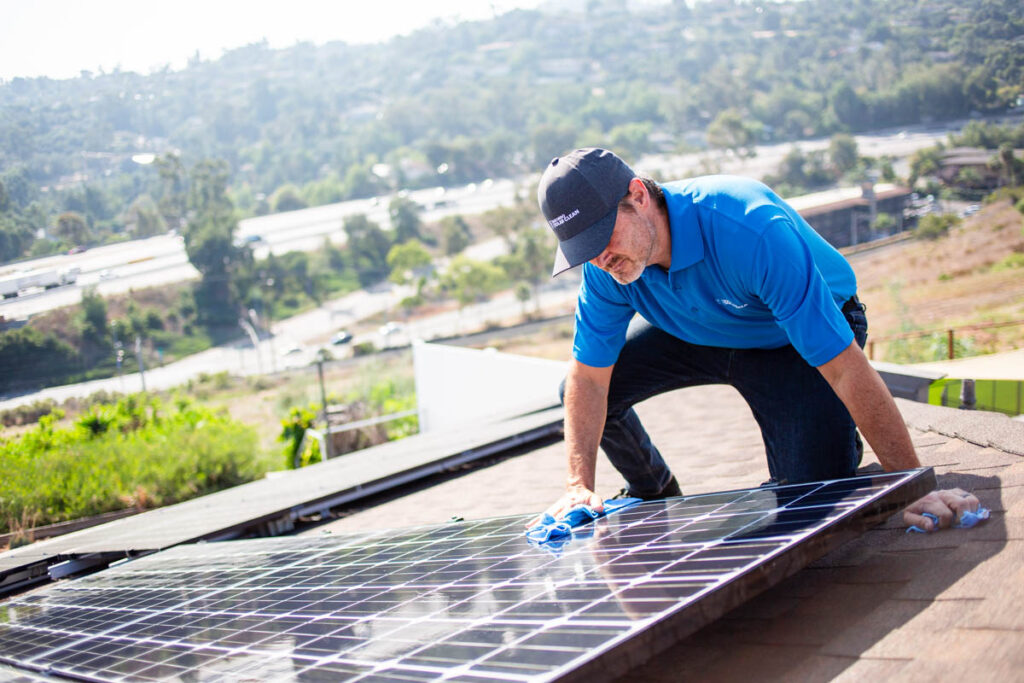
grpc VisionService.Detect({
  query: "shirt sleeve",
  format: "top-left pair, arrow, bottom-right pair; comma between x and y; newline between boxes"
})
748,215 -> 853,367
572,265 -> 636,368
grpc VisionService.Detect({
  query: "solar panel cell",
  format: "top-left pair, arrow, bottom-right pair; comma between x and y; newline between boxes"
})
0,469 -> 934,682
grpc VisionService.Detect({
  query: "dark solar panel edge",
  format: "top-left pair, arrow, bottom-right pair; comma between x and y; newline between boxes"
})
552,467 -> 937,683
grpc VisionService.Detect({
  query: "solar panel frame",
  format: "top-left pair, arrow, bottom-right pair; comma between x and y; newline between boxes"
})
0,468 -> 934,682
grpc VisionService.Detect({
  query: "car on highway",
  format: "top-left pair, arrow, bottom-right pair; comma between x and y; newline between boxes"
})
235,234 -> 264,247
281,343 -> 304,356
330,330 -> 353,345
379,321 -> 404,337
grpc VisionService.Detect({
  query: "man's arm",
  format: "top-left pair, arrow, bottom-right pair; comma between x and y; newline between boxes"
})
818,341 -> 979,530
526,359 -> 614,527
817,340 -> 919,471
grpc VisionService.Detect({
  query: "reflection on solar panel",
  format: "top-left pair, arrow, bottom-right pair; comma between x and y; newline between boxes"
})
0,469 -> 933,682
0,407 -> 563,595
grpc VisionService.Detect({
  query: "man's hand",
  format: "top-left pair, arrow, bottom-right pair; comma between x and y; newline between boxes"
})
526,485 -> 604,529
903,488 -> 980,531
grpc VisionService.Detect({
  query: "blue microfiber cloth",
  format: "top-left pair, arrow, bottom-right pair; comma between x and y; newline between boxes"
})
525,496 -> 642,545
907,506 -> 991,534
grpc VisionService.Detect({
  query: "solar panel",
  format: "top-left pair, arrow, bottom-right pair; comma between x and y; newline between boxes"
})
0,407 -> 563,595
0,468 -> 933,682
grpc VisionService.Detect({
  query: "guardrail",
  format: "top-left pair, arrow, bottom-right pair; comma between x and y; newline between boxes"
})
867,318 -> 1024,360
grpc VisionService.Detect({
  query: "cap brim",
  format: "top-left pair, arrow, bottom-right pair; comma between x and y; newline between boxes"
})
550,206 -> 618,277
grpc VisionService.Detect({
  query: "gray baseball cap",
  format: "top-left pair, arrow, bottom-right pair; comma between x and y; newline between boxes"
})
537,148 -> 635,277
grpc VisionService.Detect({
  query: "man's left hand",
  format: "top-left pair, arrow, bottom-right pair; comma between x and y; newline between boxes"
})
903,488 -> 980,531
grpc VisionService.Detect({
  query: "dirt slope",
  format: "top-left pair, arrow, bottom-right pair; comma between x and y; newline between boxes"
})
849,200 -> 1024,359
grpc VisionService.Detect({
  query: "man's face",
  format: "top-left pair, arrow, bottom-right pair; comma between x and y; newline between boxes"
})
589,203 -> 656,285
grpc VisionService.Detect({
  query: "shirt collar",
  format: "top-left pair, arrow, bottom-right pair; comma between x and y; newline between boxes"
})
663,182 -> 704,272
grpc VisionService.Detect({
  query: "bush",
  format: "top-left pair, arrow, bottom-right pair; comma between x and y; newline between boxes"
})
0,398 -> 57,427
914,213 -> 960,240
352,341 -> 377,357
279,403 -> 321,469
0,394 -> 266,533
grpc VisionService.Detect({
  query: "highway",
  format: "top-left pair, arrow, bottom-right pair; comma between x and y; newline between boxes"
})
0,180 -> 519,320
1,121 -> 973,322
0,117 -> 1007,408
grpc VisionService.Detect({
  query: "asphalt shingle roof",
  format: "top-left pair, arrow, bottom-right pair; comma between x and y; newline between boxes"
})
305,386 -> 1024,681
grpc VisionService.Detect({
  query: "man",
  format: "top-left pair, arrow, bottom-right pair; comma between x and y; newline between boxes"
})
533,147 -> 977,531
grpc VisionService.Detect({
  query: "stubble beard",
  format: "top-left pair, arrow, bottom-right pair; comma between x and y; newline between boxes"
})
607,218 -> 656,285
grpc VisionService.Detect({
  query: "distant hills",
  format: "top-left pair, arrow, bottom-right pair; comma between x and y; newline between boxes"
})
0,0 -> 1021,263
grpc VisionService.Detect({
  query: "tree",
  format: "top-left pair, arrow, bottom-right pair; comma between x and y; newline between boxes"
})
54,212 -> 89,245
270,184 -> 308,213
515,282 -> 532,318
873,212 -> 896,235
496,224 -> 552,312
0,327 -> 79,391
183,160 -> 241,322
531,123 -> 578,167
344,214 -> 392,286
993,144 -> 1024,187
828,134 -> 860,177
78,287 -> 112,363
706,109 -> 758,158
124,196 -> 167,237
439,215 -> 472,256
442,256 -> 507,307
480,205 -> 532,249
909,144 -> 944,187
79,288 -> 108,344
829,82 -> 868,130
0,219 -> 32,262
386,240 -> 432,285
155,154 -> 187,232
389,196 -> 423,244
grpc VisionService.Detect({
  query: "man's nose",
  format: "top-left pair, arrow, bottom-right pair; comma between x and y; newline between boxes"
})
592,249 -> 612,268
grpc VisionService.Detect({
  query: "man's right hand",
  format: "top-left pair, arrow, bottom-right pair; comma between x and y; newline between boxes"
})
526,485 -> 604,529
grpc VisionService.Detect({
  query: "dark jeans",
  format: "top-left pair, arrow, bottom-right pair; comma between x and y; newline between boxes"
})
564,304 -> 868,495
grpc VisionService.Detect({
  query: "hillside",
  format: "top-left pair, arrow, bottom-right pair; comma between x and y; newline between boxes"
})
492,200 -> 1024,365
849,200 -> 1024,361
1,0 -> 1021,263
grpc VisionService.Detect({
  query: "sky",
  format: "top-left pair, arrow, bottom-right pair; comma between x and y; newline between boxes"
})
0,0 -> 550,81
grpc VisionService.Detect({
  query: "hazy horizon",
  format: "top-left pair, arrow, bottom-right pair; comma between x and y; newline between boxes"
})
1,0 -> 552,82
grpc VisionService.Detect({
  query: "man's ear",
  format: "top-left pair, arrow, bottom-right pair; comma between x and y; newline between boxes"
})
628,177 -> 648,207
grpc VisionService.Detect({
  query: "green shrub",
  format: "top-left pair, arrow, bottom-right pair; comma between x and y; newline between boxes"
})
914,213 -> 960,240
0,398 -> 58,427
0,395 -> 265,533
352,341 -> 377,357
367,378 -> 418,440
991,252 -> 1024,272
279,403 -> 321,469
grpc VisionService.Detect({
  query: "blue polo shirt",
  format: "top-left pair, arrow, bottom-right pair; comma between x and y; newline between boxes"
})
573,176 -> 858,368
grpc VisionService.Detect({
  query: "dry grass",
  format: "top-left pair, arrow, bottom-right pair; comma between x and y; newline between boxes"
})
850,200 -> 1024,359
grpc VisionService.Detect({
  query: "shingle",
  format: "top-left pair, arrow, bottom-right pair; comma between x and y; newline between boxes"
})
830,657 -> 913,682
298,385 -> 1024,679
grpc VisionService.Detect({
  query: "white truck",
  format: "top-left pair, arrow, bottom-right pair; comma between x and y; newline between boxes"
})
0,267 -> 81,298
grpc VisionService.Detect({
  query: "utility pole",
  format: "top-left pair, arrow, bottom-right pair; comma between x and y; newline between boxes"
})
315,348 -> 332,460
135,335 -> 147,393
111,320 -> 124,393
240,315 -> 263,375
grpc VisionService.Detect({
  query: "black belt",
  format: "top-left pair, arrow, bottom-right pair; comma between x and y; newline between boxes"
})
842,295 -> 865,314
